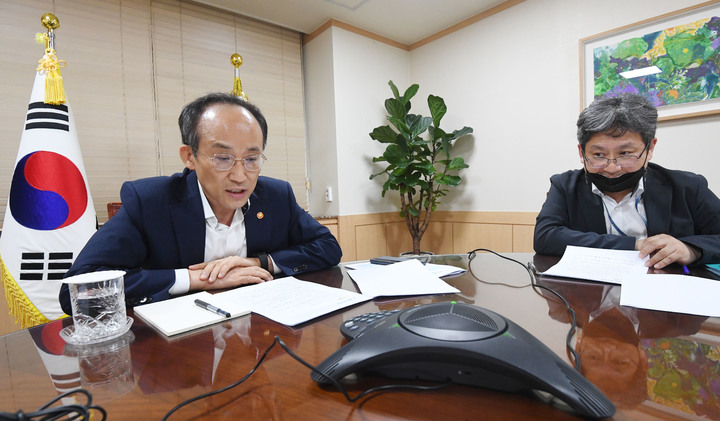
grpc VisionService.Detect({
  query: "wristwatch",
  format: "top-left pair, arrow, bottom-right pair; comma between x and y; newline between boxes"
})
258,252 -> 269,271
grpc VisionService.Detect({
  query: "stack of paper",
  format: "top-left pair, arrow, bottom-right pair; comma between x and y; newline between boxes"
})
346,259 -> 460,298
135,277 -> 370,336
345,261 -> 466,278
542,245 -> 720,317
217,277 -> 371,326
541,246 -> 649,284
620,274 -> 720,317
135,261 -> 460,338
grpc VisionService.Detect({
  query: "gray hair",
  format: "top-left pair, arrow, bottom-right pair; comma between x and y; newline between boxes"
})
577,93 -> 657,149
178,92 -> 268,154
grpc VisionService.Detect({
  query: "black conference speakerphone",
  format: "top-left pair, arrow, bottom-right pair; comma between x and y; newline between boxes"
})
313,302 -> 616,419
340,309 -> 401,340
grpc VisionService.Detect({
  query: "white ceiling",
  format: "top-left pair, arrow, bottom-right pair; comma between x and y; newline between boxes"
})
196,0 -> 508,45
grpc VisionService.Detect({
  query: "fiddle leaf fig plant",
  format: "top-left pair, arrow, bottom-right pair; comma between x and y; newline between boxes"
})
370,80 -> 473,255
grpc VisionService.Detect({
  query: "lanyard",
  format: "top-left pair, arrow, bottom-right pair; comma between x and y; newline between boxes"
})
602,193 -> 648,237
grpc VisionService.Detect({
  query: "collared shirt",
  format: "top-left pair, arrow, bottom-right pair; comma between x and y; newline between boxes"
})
591,178 -> 648,239
169,180 -> 248,295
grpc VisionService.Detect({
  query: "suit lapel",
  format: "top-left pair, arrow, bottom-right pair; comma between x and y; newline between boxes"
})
578,181 -> 607,234
170,170 -> 205,266
643,167 -> 671,236
245,178 -> 269,255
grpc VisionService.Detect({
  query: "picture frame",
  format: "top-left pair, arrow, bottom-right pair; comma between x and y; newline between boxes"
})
637,323 -> 720,418
580,1 -> 720,121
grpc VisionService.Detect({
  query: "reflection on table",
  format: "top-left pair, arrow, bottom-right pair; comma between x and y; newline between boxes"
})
1,253 -> 718,420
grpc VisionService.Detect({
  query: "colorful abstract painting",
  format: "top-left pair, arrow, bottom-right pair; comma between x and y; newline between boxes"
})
593,16 -> 720,107
643,337 -> 720,418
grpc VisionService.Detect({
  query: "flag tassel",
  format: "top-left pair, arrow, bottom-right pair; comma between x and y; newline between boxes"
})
232,77 -> 248,100
37,48 -> 66,105
1,258 -> 52,328
35,30 -> 66,105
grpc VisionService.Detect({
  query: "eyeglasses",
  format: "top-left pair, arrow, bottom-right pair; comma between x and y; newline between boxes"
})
583,145 -> 648,169
197,151 -> 267,171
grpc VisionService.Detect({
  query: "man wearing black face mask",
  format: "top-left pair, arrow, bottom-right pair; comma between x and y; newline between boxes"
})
534,93 -> 720,269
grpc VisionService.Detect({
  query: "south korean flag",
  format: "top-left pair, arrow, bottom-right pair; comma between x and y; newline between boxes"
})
0,66 -> 96,327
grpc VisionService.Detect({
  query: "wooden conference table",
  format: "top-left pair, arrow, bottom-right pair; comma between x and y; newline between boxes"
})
2,253 -> 719,420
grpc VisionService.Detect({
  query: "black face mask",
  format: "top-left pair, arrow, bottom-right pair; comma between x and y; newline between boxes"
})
585,166 -> 646,193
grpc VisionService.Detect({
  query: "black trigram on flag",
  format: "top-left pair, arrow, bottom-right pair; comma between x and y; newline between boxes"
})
25,102 -> 69,131
20,251 -> 74,281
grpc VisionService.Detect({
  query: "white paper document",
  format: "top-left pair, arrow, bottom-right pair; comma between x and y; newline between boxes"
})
542,245 -> 649,284
425,263 -> 466,277
620,274 -> 720,317
217,277 -> 371,326
135,277 -> 371,335
345,261 -> 466,277
346,259 -> 460,298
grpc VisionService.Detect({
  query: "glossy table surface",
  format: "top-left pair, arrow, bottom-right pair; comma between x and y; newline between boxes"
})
1,253 -> 719,420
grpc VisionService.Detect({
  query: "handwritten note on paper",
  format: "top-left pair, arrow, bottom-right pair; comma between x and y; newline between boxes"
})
542,245 -> 649,284
620,274 -> 720,317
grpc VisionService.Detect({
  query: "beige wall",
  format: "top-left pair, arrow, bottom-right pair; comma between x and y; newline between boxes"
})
305,0 -> 720,219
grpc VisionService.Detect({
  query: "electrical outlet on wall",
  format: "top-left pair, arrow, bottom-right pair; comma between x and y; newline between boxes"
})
325,187 -> 333,202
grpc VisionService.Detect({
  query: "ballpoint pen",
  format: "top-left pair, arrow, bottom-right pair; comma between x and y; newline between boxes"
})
682,265 -> 691,276
194,299 -> 231,318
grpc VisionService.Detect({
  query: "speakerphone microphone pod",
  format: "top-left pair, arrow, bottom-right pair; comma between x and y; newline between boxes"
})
312,302 -> 615,419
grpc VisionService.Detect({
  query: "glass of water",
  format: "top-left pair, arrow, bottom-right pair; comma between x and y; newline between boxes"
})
62,270 -> 132,345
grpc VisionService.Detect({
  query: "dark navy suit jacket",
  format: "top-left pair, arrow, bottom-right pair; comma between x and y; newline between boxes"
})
59,169 -> 341,314
534,163 -> 720,264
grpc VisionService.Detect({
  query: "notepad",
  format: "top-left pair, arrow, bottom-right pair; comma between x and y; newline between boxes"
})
134,291 -> 250,336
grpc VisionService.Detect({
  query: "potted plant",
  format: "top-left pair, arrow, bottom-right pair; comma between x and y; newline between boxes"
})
370,81 -> 473,255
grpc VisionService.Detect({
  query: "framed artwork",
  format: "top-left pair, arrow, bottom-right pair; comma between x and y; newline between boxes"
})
580,1 -> 720,121
639,330 -> 720,418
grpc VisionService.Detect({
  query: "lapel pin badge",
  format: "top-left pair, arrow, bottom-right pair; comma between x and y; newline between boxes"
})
257,212 -> 264,220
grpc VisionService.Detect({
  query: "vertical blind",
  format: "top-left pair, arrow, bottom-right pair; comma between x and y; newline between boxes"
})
0,0 -> 307,226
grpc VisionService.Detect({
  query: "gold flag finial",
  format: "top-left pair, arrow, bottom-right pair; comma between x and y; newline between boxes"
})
37,13 -> 66,105
230,53 -> 248,101
41,13 -> 60,31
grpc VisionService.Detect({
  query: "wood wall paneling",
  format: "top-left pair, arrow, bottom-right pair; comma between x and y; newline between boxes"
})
453,223 -> 513,255
337,211 -> 537,262
355,224 -> 388,261
513,225 -> 536,252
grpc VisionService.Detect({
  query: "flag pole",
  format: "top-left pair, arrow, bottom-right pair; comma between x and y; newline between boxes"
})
41,13 -> 59,50
230,53 -> 248,101
37,13 -> 66,105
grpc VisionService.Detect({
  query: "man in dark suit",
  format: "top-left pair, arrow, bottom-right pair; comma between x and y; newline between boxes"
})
534,93 -> 720,268
60,93 -> 341,313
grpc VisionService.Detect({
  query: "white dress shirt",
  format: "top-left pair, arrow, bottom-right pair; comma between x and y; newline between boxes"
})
169,181 -> 248,295
591,178 -> 648,239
